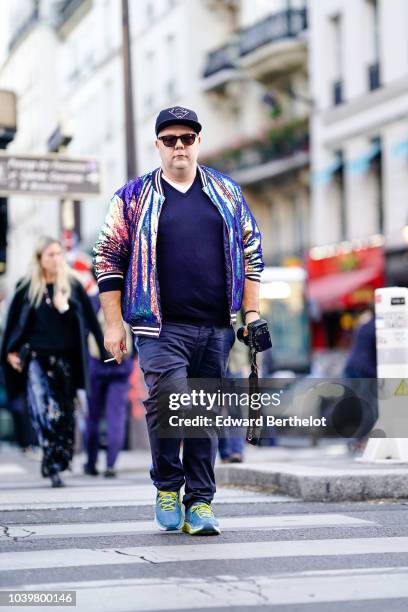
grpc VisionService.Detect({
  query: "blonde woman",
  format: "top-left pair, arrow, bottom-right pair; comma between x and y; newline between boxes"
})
1,237 -> 106,487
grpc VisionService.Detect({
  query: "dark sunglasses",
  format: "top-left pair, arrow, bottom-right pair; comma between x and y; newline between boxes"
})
157,133 -> 197,147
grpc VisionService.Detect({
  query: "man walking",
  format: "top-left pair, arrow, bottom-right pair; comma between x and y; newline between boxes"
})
93,106 -> 263,535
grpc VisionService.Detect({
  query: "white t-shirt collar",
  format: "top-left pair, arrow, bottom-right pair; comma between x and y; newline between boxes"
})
162,173 -> 194,193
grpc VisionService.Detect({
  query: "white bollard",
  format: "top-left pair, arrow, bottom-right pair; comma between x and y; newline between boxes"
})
359,287 -> 408,463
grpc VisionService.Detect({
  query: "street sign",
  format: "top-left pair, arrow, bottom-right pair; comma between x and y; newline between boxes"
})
0,152 -> 101,197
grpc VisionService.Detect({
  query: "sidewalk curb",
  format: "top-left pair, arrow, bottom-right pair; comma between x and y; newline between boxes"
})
215,464 -> 408,501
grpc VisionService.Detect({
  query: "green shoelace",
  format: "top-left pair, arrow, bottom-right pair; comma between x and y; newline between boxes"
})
157,491 -> 179,511
190,503 -> 214,519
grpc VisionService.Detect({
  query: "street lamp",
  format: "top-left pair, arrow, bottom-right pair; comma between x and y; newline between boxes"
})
0,90 -> 17,274
121,0 -> 137,179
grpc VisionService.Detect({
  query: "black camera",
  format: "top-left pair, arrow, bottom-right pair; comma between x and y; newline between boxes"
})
237,318 -> 272,353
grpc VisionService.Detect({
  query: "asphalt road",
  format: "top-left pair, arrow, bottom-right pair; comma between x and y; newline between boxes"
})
1,447 -> 408,611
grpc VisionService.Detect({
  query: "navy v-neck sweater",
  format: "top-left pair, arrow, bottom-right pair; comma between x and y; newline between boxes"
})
156,174 -> 229,326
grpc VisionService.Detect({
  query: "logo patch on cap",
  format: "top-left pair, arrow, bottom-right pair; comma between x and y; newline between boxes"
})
169,107 -> 189,119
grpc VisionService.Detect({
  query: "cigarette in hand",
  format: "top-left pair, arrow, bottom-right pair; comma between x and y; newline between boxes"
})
104,357 -> 116,363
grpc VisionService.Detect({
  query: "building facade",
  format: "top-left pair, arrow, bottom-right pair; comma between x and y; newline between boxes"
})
309,0 -> 408,285
132,0 -> 310,266
56,0 -> 126,249
2,0 -> 406,296
0,0 -> 60,289
0,0 -> 126,292
0,0 -> 311,290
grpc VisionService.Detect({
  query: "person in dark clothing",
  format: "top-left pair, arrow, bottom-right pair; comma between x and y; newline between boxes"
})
1,237 -> 106,487
84,293 -> 133,478
333,314 -> 378,448
344,316 -> 377,378
93,107 -> 264,535
8,394 -> 38,451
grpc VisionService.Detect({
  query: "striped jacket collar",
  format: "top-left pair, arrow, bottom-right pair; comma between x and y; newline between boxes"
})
152,165 -> 208,196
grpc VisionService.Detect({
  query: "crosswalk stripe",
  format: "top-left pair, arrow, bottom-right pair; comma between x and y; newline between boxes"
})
17,569 -> 408,611
0,498 -> 290,510
0,480 -> 147,491
0,464 -> 26,475
0,513 -> 374,540
2,536 -> 408,572
0,485 -> 293,511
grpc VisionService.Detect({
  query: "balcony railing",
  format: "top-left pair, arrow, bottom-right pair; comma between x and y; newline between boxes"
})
239,7 -> 308,57
203,41 -> 239,78
55,0 -> 92,34
202,7 -> 307,79
332,79 -> 344,106
368,62 -> 381,91
202,117 -> 309,175
57,0 -> 84,24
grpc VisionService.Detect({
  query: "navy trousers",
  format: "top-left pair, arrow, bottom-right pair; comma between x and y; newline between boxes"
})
136,322 -> 235,508
86,356 -> 133,470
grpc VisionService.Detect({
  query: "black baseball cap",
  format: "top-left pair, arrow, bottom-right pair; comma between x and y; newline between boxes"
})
155,106 -> 202,136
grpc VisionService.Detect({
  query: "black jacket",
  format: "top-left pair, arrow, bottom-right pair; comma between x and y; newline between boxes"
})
0,278 -> 107,400
344,317 -> 377,378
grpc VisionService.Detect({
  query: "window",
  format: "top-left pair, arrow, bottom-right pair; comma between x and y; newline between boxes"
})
367,0 -> 381,90
146,1 -> 154,22
368,0 -> 380,63
370,137 -> 384,232
330,14 -> 344,105
292,192 -> 309,254
105,79 -> 113,141
332,15 -> 342,80
165,34 -> 177,101
166,80 -> 176,100
333,150 -> 346,240
144,51 -> 155,110
103,0 -> 112,52
287,0 -> 307,9
166,34 -> 176,66
270,201 -> 281,262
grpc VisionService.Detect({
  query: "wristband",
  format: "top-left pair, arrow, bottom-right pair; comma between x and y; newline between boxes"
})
244,309 -> 260,322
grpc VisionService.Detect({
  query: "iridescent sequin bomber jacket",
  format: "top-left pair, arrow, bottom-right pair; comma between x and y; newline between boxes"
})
93,165 -> 264,337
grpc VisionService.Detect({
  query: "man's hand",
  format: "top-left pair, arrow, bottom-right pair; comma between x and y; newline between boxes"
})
7,352 -> 22,372
245,311 -> 260,325
104,323 -> 127,364
243,311 -> 259,338
99,290 -> 127,363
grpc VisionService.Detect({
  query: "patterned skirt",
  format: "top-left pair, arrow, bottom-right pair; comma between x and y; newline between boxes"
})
27,353 -> 76,477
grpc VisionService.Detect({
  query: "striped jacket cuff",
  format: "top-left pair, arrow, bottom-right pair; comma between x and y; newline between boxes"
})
97,271 -> 124,293
245,271 -> 261,282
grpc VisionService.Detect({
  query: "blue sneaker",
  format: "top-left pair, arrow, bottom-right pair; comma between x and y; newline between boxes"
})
155,491 -> 183,531
182,501 -> 220,535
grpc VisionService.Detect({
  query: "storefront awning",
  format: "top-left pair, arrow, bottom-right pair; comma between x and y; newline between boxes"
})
307,266 -> 383,311
312,153 -> 343,186
347,140 -> 381,174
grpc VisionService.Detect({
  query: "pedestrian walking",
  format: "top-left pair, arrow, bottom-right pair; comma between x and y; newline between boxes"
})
343,311 -> 377,379
6,393 -> 38,452
1,237 -> 106,487
84,293 -> 133,478
341,312 -> 378,451
93,107 -> 264,535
